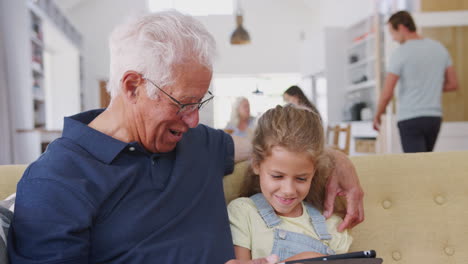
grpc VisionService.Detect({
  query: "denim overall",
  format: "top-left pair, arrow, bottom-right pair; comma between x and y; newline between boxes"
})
250,193 -> 336,261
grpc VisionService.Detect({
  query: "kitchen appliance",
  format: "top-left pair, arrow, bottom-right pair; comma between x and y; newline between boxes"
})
350,102 -> 367,121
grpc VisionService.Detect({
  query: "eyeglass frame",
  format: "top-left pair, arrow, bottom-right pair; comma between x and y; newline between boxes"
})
142,76 -> 214,115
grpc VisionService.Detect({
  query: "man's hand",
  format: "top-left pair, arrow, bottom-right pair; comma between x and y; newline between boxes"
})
443,66 -> 458,92
226,255 -> 278,264
374,72 -> 399,132
323,149 -> 364,232
373,114 -> 381,131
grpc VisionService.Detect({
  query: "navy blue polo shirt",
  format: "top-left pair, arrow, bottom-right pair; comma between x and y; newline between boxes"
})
8,109 -> 236,264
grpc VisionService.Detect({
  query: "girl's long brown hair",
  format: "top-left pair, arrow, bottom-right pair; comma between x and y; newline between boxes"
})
239,104 -> 343,213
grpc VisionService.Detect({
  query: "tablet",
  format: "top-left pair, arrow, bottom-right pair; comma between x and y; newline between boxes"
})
280,250 -> 380,264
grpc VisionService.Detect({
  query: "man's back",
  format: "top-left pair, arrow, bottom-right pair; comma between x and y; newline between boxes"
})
388,38 -> 451,121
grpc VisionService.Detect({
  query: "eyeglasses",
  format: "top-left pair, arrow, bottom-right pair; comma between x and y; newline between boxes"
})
143,77 -> 214,115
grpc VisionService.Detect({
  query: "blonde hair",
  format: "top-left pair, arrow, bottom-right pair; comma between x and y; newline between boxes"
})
240,104 -> 337,212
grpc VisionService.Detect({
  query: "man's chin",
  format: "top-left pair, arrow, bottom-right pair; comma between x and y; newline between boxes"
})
155,143 -> 177,153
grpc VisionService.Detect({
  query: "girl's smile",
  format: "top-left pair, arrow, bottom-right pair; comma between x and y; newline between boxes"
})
254,146 -> 315,218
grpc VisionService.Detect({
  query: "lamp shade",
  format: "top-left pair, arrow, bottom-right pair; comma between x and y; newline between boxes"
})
230,15 -> 250,45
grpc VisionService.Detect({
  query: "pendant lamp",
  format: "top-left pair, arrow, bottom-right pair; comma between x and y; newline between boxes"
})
230,0 -> 250,45
252,84 -> 263,95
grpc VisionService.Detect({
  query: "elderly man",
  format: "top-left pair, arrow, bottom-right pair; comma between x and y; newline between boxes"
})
8,11 -> 363,264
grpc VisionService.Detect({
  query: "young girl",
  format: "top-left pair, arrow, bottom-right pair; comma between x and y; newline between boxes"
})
228,104 -> 352,262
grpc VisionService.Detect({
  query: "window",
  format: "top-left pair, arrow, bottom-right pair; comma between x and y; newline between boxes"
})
148,0 -> 233,16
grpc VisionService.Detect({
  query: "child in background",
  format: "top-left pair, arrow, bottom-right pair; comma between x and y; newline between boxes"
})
228,104 -> 352,262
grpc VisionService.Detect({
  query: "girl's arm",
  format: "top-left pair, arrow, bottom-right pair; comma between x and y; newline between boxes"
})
234,245 -> 252,260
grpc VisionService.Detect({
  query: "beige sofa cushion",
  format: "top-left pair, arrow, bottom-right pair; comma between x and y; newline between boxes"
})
349,151 -> 468,263
0,165 -> 26,200
223,161 -> 249,204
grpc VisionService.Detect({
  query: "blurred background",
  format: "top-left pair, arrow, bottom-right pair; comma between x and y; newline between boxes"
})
1,0 -> 467,164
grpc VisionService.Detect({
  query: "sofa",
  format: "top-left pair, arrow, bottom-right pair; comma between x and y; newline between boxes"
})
2,151 -> 468,263
224,151 -> 468,264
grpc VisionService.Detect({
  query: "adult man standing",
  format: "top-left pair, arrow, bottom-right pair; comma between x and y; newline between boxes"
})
373,11 -> 458,152
8,11 -> 363,264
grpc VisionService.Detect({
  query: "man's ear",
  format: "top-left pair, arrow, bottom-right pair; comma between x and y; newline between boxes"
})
121,71 -> 144,103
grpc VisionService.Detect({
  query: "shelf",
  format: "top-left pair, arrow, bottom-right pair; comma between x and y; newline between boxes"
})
32,61 -> 43,75
33,96 -> 45,102
347,80 -> 376,92
348,33 -> 375,51
33,85 -> 45,100
28,0 -> 83,48
348,56 -> 375,70
31,35 -> 44,48
27,1 -> 46,18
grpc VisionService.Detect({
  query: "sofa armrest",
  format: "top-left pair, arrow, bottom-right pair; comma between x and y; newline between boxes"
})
0,165 -> 27,199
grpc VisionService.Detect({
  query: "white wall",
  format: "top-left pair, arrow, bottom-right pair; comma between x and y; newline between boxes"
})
43,20 -> 81,130
0,0 -> 34,130
315,0 -> 374,27
64,0 -> 375,127
324,28 -> 347,124
198,0 -> 315,75
66,0 -> 149,110
301,0 -> 375,76
0,6 -> 14,164
65,0 -> 318,111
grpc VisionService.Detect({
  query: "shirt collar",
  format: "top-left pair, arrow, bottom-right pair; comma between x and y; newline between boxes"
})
62,109 -> 128,164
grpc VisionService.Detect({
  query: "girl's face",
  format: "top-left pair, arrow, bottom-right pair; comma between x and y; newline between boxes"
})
254,146 -> 315,218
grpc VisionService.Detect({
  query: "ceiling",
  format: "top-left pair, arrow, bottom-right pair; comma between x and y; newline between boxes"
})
56,0 -> 318,13
55,0 -> 96,12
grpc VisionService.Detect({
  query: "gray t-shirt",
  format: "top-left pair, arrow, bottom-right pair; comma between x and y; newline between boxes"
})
388,38 -> 452,121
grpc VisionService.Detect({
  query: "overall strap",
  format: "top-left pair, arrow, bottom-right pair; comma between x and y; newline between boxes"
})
250,193 -> 281,228
305,203 -> 332,240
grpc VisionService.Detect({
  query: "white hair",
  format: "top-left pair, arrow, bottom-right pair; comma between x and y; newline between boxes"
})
107,10 -> 217,99
228,97 -> 249,127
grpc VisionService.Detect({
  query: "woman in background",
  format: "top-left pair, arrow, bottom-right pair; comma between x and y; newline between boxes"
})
283,85 -> 318,114
225,97 -> 256,138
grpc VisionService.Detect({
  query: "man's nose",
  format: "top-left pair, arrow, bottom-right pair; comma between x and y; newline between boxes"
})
181,109 -> 199,128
